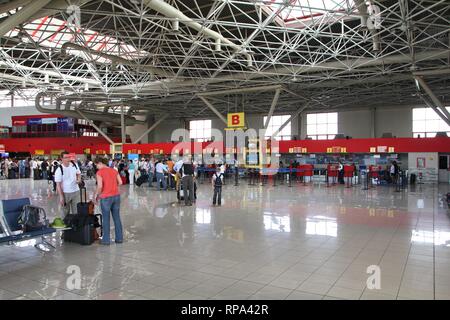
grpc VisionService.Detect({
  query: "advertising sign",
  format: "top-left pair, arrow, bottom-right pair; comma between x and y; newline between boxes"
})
13,120 -> 26,126
41,118 -> 58,124
28,118 -> 42,125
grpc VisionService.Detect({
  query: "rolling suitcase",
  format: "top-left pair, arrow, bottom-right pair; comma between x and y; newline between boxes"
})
63,214 -> 102,245
77,187 -> 95,216
136,174 -> 148,187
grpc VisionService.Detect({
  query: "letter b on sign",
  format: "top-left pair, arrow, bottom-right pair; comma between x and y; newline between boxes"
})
227,112 -> 245,128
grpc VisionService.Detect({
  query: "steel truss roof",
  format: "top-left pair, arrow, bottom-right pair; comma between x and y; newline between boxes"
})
0,0 -> 449,121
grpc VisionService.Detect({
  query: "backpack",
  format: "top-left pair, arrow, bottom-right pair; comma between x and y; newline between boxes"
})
214,173 -> 223,187
18,205 -> 47,232
181,163 -> 194,176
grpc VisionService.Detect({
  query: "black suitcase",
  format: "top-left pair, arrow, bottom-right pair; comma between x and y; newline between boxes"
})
77,187 -> 94,216
33,169 -> 42,180
136,174 -> 148,187
63,214 -> 102,245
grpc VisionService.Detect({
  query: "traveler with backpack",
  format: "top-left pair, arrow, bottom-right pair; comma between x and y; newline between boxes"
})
212,167 -> 224,206
93,157 -> 123,245
54,152 -> 82,217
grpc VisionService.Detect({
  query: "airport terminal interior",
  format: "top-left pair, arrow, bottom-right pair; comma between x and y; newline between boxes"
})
0,0 -> 449,301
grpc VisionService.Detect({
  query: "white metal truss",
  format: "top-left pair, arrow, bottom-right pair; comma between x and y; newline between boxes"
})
0,0 -> 448,122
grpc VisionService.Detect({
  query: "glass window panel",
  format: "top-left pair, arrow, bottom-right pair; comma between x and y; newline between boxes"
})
307,113 -> 317,123
425,108 -> 440,120
413,120 -> 426,132
317,113 -> 328,124
438,120 -> 450,132
328,135 -> 336,140
328,124 -> 338,134
307,124 -> 317,135
426,132 -> 437,138
317,135 -> 327,140
426,120 -> 441,132
317,124 -> 328,134
327,112 -> 338,123
413,108 -> 426,120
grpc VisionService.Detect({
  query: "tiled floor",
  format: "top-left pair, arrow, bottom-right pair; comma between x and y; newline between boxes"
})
0,178 -> 449,300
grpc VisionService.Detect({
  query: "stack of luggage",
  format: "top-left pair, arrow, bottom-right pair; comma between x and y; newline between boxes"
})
63,188 -> 102,245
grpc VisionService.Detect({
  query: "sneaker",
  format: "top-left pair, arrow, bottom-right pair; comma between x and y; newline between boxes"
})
115,240 -> 123,244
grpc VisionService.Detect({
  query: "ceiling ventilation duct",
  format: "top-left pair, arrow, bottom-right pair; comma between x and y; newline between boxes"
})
35,93 -> 145,126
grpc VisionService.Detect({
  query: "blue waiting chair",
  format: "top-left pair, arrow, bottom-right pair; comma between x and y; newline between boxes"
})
0,198 -> 57,250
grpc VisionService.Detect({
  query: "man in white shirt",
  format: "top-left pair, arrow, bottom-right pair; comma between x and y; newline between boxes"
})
30,158 -> 37,179
54,152 -> 81,217
155,160 -> 168,190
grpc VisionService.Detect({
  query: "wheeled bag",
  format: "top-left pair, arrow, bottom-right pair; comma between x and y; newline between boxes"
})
77,187 -> 95,216
63,214 -> 102,245
136,174 -> 148,187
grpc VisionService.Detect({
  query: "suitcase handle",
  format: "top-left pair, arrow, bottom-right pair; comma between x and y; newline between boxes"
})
80,187 -> 87,203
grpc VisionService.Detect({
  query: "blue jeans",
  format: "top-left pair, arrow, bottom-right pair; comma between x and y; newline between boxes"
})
100,195 -> 123,244
148,171 -> 154,187
156,172 -> 166,190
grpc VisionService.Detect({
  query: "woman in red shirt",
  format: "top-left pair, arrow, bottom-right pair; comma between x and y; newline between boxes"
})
93,157 -> 123,245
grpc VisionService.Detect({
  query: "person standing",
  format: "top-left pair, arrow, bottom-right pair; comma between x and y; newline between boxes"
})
128,160 -> 136,185
212,167 -> 224,206
4,158 -> 9,179
338,161 -> 345,184
390,161 -> 399,184
180,157 -> 195,206
93,157 -> 123,245
30,158 -> 37,179
166,157 -> 175,189
155,160 -> 168,190
54,152 -> 81,217
41,159 -> 49,180
51,159 -> 60,192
